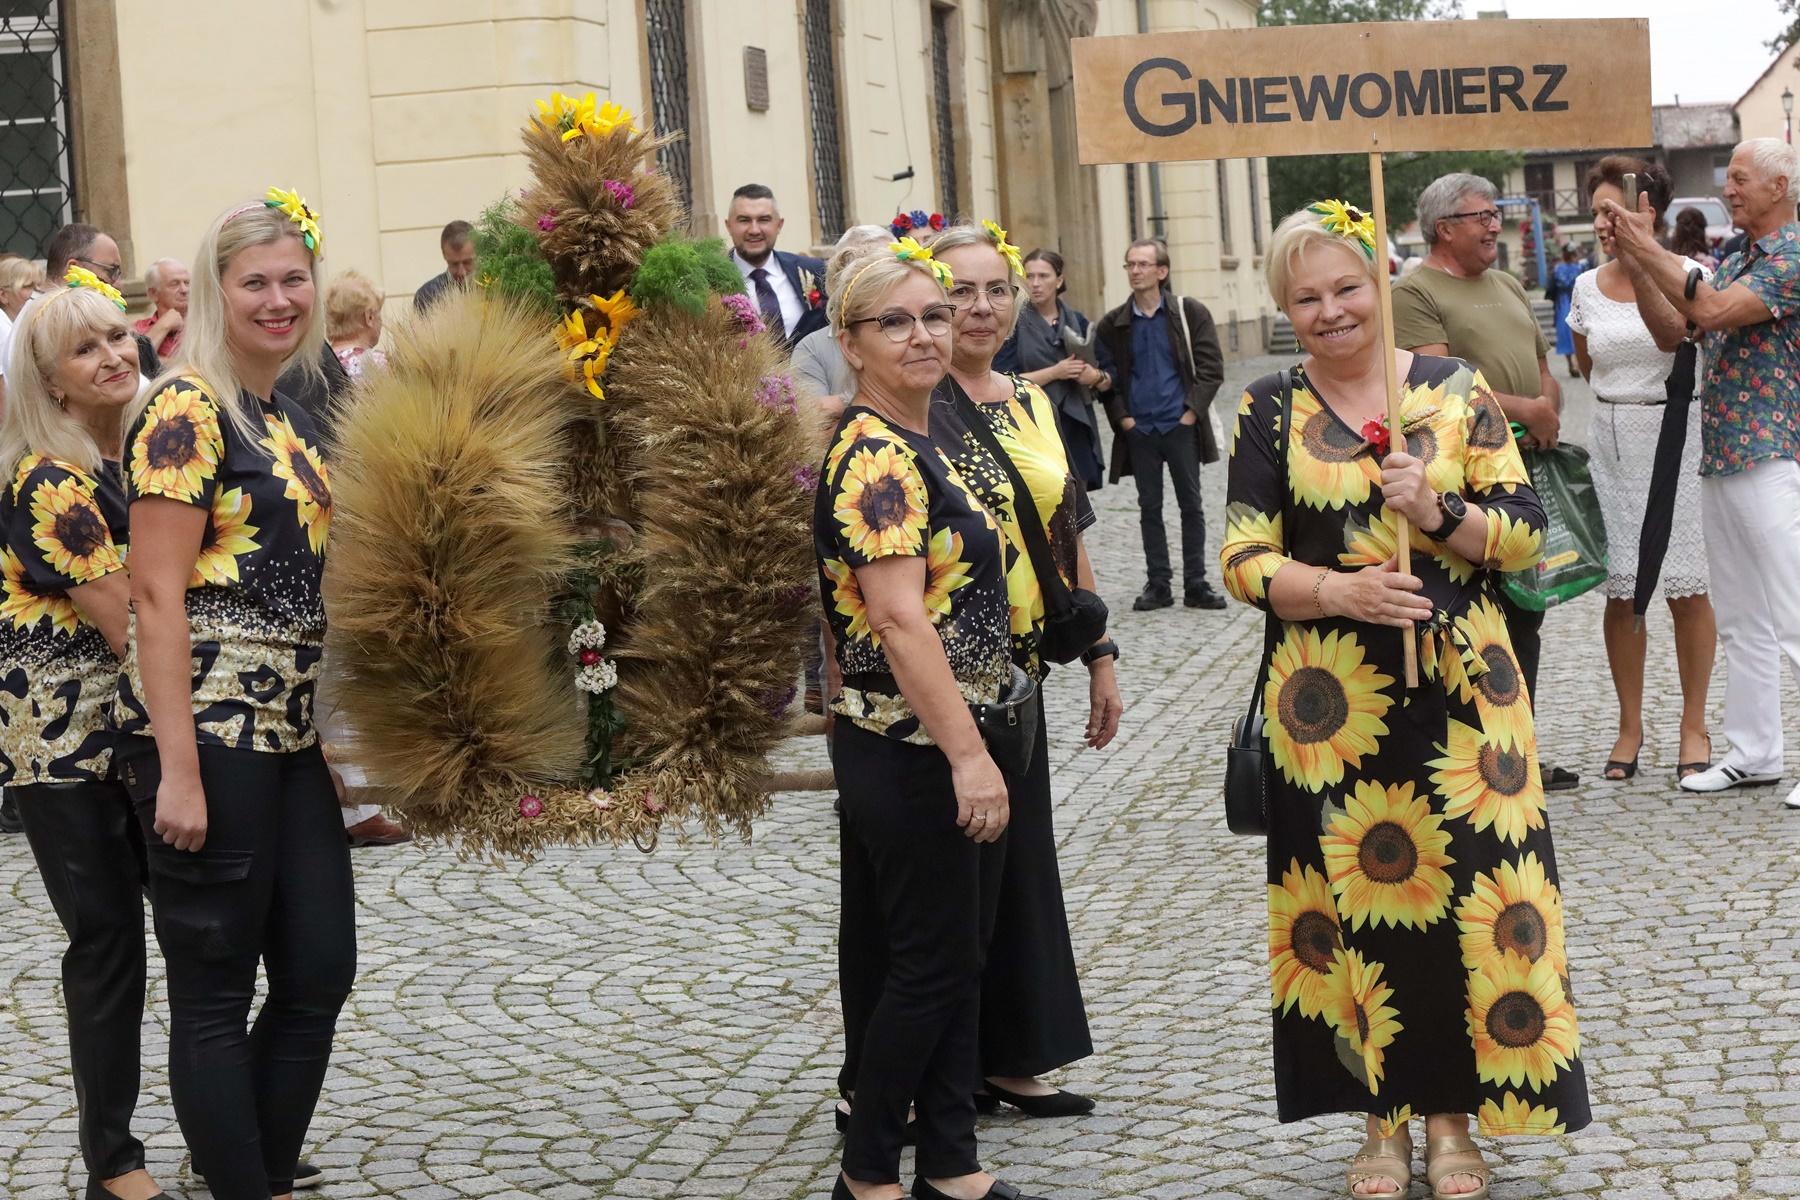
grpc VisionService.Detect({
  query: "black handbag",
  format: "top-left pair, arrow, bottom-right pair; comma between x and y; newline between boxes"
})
947,380 -> 1110,664
1224,370 -> 1295,837
969,663 -> 1041,777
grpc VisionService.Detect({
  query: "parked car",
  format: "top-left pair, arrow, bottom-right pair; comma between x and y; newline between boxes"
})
1670,196 -> 1736,247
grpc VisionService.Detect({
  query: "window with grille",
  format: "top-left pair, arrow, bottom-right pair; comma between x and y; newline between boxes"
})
1,0 -> 75,256
930,5 -> 958,218
644,0 -> 692,211
1249,158 -> 1264,255
1216,159 -> 1234,257
803,0 -> 846,241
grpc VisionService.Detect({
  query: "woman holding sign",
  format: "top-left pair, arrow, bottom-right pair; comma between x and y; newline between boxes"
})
1221,202 -> 1590,1200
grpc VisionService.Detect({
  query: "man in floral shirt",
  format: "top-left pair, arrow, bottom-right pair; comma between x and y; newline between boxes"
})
1604,136 -> 1800,810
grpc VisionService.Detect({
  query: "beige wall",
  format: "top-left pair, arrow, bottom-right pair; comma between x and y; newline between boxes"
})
1737,43 -> 1800,145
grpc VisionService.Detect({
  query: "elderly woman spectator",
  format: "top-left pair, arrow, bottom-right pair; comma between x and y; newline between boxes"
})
1222,201 -> 1591,1199
1567,157 -> 1715,784
326,269 -> 387,380
1600,137 -> 1800,809
819,239 -> 1047,1200
995,249 -> 1106,490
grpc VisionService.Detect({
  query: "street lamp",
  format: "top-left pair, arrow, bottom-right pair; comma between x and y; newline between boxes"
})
1784,87 -> 1794,144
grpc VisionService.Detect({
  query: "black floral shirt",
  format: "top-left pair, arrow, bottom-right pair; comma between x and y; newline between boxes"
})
817,407 -> 1012,743
0,455 -> 128,784
931,376 -> 1097,678
117,376 -> 332,752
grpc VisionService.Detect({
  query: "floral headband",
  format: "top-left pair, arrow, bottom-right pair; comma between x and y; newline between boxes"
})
890,209 -> 946,238
836,238 -> 958,326
981,219 -> 1024,277
227,186 -> 324,255
1308,199 -> 1377,262
59,263 -> 126,310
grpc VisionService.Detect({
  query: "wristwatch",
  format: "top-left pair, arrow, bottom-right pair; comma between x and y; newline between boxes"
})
1428,491 -> 1467,540
1081,638 -> 1121,666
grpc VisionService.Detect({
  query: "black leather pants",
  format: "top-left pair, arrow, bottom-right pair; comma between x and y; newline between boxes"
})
14,779 -> 150,1182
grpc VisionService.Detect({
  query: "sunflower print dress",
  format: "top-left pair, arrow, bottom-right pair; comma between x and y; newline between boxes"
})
0,454 -> 128,784
116,376 -> 333,753
1220,354 -> 1591,1137
817,407 -> 1013,742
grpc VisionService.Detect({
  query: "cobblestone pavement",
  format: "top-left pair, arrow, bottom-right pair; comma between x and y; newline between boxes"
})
4,354 -> 1799,1200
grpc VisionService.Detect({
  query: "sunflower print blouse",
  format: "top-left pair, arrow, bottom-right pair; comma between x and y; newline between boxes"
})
0,455 -> 128,785
930,376 -> 1097,679
817,406 -> 1012,744
116,377 -> 332,753
1221,355 -> 1591,1138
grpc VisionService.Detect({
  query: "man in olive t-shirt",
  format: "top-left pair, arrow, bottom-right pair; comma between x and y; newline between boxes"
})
1392,172 -> 1577,792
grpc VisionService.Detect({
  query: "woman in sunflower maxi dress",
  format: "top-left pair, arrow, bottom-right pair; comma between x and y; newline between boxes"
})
1221,203 -> 1590,1199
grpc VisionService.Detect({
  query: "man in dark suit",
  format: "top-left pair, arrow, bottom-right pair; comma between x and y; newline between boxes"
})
724,183 -> 827,350
1094,238 -> 1226,612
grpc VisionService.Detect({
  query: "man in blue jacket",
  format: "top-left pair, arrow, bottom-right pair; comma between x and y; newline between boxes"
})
725,183 -> 827,350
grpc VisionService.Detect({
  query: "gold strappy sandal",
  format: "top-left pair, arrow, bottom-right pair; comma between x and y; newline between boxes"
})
1425,1132 -> 1492,1200
1347,1128 -> 1411,1199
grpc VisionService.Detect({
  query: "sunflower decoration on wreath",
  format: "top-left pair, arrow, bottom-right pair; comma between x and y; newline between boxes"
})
326,92 -> 818,857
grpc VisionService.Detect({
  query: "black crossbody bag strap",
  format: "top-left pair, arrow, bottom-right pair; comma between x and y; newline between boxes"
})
946,378 -> 1076,618
1244,370 -> 1295,727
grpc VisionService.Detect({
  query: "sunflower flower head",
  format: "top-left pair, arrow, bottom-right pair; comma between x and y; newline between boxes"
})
535,90 -> 598,141
264,186 -> 323,255
981,219 -> 1024,277
1308,198 -> 1377,262
61,264 -> 126,310
890,237 -> 954,289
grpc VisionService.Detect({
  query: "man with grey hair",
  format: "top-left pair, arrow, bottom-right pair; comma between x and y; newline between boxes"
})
1392,171 -> 1578,791
135,257 -> 189,358
1603,137 -> 1800,807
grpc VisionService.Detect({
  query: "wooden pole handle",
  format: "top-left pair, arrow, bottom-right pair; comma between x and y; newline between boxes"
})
1368,149 -> 1419,689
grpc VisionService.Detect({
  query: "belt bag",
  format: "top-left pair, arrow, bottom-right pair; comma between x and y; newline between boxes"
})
969,664 -> 1040,777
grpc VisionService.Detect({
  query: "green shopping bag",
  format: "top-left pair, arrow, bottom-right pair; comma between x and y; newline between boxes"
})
1499,438 -> 1609,613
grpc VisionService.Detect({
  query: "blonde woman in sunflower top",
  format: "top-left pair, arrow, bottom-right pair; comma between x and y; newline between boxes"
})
1,277 -> 167,1200
1220,202 -> 1590,1200
115,194 -> 352,1200
819,241 -> 1052,1200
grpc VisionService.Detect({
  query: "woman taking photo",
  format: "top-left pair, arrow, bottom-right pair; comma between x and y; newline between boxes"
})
115,192 -> 354,1200
929,221 -> 1119,1114
1568,157 -> 1715,783
820,239 -> 1047,1200
1221,202 -> 1590,1199
996,249 -> 1105,490
1,276 -> 162,1200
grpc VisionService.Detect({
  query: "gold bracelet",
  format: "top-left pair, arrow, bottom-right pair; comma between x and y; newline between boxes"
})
1311,569 -> 1329,618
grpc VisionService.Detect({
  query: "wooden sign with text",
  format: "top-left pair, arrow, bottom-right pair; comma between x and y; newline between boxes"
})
1073,19 -> 1651,164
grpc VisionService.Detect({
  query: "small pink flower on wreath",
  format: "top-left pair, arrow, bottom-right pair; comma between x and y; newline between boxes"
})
578,647 -> 602,667
642,793 -> 665,815
518,793 -> 545,820
538,209 -> 558,232
721,291 -> 766,336
603,179 -> 636,209
587,787 -> 612,811
756,373 -> 798,415
791,462 -> 821,491
1361,416 -> 1391,457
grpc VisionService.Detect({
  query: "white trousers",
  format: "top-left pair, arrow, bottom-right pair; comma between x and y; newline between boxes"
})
1701,461 -> 1800,774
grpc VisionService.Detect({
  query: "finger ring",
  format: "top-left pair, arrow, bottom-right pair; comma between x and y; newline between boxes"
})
974,813 -> 987,822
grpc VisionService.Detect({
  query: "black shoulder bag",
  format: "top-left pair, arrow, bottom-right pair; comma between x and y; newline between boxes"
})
947,380 -> 1110,664
1224,370 -> 1295,837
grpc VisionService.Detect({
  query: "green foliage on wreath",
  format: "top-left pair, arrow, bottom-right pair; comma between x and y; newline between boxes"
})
473,195 -> 559,318
628,233 -> 743,317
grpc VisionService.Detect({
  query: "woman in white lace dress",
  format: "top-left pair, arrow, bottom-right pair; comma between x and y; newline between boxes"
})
1568,157 -> 1716,784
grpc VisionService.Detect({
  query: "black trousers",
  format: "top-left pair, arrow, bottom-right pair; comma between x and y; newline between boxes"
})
1497,591 -> 1545,705
1125,425 -> 1206,590
14,779 -> 150,1181
835,722 -> 1005,1184
117,737 -> 356,1199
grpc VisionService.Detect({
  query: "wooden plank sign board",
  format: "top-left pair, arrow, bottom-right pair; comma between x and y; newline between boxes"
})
1072,19 -> 1651,164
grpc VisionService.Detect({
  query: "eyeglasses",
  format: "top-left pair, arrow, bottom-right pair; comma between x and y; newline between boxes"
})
1441,208 -> 1503,228
946,281 -> 1017,307
848,304 -> 956,343
73,256 -> 123,283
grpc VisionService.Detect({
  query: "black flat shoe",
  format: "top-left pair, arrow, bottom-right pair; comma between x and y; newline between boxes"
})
191,1159 -> 322,1189
982,1079 -> 1095,1117
912,1178 -> 1045,1200
1543,765 -> 1580,792
1184,584 -> 1227,610
973,1089 -> 1001,1114
84,1181 -> 164,1200
834,1100 -> 917,1145
1132,584 -> 1174,611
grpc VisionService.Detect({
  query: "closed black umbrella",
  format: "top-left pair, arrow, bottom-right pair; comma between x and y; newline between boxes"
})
1631,340 -> 1698,619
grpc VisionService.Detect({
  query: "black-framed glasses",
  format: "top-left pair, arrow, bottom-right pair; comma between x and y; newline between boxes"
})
73,256 -> 124,283
946,281 -> 1017,307
1442,208 -> 1503,227
849,304 -> 956,343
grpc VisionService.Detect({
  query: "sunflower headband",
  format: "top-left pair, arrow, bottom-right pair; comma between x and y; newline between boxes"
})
59,263 -> 126,310
836,238 -> 958,325
981,220 -> 1024,278
1308,199 -> 1377,262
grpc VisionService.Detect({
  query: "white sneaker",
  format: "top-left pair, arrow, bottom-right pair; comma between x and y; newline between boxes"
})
1785,779 -> 1800,810
1678,763 -> 1783,793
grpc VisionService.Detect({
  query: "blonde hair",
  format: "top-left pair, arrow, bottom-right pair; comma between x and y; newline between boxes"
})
1264,205 -> 1381,309
0,256 -> 44,296
325,269 -> 383,342
926,223 -> 1024,344
830,253 -> 948,333
138,201 -> 326,448
0,287 -> 133,479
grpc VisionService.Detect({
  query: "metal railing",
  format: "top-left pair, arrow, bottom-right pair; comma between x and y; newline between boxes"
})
803,0 -> 846,242
1,0 -> 75,257
644,0 -> 692,213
